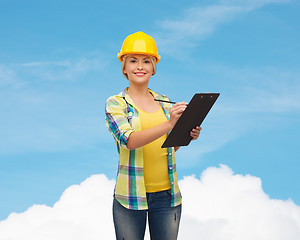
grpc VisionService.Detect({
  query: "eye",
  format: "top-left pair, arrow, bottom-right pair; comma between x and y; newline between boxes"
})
144,59 -> 151,63
130,59 -> 137,63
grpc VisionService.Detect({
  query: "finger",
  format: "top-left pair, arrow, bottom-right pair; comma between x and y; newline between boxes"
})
190,130 -> 199,136
172,102 -> 187,112
173,101 -> 187,107
172,103 -> 187,111
192,126 -> 201,132
177,107 -> 187,114
190,127 -> 201,140
190,133 -> 198,140
171,106 -> 187,115
191,128 -> 200,134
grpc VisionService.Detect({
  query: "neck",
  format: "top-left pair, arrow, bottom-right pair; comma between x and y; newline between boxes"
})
128,83 -> 150,98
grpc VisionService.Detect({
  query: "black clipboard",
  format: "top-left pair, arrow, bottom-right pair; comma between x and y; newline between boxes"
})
161,93 -> 220,148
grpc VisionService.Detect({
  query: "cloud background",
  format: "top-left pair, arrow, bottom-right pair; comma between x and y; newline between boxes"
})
1,165 -> 299,239
1,0 -> 300,238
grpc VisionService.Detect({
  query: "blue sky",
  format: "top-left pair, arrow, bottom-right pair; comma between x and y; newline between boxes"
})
0,0 -> 300,221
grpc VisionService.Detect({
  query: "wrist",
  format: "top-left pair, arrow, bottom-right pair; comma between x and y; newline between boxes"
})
166,119 -> 175,131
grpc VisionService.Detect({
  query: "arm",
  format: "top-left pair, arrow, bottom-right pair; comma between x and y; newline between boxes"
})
126,121 -> 172,150
126,102 -> 187,150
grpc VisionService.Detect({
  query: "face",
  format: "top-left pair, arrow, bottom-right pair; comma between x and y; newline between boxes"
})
123,54 -> 154,84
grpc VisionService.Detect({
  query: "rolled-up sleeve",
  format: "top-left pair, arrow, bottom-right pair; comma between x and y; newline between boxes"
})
105,96 -> 134,149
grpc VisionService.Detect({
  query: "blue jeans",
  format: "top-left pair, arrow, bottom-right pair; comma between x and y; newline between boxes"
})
113,189 -> 182,240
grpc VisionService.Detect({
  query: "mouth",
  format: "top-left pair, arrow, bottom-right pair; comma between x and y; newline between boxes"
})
134,72 -> 146,77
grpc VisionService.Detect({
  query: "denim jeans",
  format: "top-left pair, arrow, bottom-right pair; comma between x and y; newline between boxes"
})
113,189 -> 182,240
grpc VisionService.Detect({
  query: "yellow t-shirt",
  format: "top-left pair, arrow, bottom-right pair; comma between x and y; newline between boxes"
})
136,105 -> 171,193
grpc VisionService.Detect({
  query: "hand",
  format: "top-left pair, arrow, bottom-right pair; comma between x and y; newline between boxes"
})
168,101 -> 187,127
190,126 -> 201,140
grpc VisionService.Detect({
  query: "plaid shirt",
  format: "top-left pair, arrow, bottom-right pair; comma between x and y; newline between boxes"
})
105,88 -> 182,210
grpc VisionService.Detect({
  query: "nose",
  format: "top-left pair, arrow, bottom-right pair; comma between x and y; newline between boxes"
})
137,61 -> 143,70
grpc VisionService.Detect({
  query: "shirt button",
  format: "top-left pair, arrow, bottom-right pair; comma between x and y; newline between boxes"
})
168,153 -> 171,156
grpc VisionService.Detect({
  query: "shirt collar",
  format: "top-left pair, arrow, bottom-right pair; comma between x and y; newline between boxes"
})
121,87 -> 166,107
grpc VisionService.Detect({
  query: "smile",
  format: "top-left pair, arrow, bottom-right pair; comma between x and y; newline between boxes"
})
134,72 -> 146,76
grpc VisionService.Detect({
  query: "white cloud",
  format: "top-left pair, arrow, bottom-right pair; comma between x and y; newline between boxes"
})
17,56 -> 106,82
0,65 -> 25,88
0,55 -> 109,154
216,66 -> 300,113
155,0 -> 290,56
1,165 -> 299,240
0,84 -> 105,154
0,65 -> 15,87
19,60 -> 71,67
176,65 -> 300,166
0,174 -> 116,240
1,55 -> 106,90
179,165 -> 300,239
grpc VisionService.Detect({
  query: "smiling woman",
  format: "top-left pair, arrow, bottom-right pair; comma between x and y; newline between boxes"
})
105,31 -> 202,240
122,54 -> 156,81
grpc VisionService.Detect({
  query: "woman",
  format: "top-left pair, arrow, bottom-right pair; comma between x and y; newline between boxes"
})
105,31 -> 201,240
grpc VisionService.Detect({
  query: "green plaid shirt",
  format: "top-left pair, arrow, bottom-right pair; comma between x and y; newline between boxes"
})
105,88 -> 182,210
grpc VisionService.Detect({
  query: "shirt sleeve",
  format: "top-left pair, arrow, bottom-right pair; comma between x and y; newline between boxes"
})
105,96 -> 134,149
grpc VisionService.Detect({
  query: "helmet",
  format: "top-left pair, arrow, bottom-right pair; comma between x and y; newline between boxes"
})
118,31 -> 161,63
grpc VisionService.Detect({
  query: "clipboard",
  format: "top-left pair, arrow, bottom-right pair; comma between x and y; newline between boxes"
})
161,93 -> 220,148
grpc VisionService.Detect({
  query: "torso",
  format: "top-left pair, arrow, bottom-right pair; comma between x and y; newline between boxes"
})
129,92 -> 160,113
135,104 -> 170,192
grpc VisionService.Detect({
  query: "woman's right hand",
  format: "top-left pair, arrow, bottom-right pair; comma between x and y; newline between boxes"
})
168,101 -> 187,128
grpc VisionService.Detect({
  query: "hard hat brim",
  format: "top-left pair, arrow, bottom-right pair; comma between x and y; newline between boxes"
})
118,52 -> 160,63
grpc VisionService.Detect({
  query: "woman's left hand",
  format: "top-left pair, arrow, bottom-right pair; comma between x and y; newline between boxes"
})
190,126 -> 202,140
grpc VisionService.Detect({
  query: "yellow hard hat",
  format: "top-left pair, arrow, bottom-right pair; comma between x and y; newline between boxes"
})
118,31 -> 161,63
